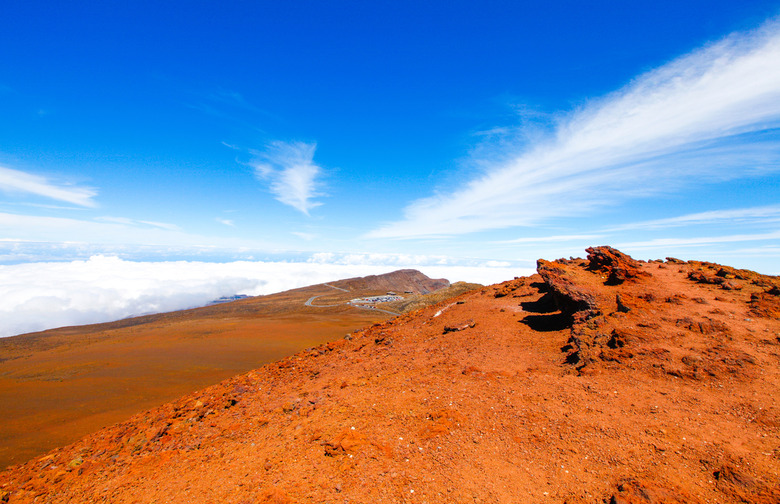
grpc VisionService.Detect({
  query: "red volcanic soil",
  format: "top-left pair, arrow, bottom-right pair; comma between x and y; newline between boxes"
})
0,270 -> 446,470
1,248 -> 779,503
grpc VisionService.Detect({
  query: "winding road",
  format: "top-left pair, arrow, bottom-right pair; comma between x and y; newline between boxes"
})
304,283 -> 400,316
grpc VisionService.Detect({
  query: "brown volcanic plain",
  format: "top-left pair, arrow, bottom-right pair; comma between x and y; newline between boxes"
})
2,248 -> 780,503
0,269 -> 449,470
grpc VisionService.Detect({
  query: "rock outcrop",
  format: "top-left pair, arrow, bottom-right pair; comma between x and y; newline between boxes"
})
586,245 -> 648,285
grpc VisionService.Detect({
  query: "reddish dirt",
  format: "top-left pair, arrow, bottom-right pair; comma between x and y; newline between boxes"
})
0,268 -> 447,469
1,249 -> 779,503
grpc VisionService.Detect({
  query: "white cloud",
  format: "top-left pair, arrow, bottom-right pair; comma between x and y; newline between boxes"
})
96,216 -> 182,231
484,260 -> 511,267
722,245 -> 780,258
216,218 -> 235,227
618,230 -> 780,249
307,251 -> 456,266
291,231 -> 316,241
0,212 -> 205,245
368,20 -> 780,239
499,234 -> 605,244
0,254 -> 530,337
210,88 -> 267,115
250,141 -> 324,215
607,204 -> 780,231
305,251 -> 533,285
0,165 -> 97,207
0,257 -> 263,337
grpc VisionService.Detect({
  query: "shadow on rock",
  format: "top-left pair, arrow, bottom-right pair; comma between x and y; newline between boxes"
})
521,312 -> 570,332
520,292 -> 558,314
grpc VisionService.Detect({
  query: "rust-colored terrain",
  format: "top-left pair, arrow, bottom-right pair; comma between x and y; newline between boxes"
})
0,269 -> 448,470
2,249 -> 779,503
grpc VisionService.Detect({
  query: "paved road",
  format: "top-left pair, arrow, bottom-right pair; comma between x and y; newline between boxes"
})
304,284 -> 400,316
304,294 -> 342,308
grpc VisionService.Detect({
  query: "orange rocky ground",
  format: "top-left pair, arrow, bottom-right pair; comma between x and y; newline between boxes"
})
0,269 -> 447,470
1,248 -> 779,503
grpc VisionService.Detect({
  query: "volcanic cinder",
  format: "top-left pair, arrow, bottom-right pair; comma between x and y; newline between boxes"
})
1,248 -> 779,503
0,269 -> 448,470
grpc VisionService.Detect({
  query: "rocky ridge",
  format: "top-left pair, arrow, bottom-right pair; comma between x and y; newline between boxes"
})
1,248 -> 778,503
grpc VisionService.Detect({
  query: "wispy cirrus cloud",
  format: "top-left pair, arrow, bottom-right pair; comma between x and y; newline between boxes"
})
498,234 -> 605,244
368,20 -> 780,239
0,212 -> 214,247
96,216 -> 182,231
607,204 -> 780,231
250,141 -> 324,215
618,230 -> 780,250
291,231 -> 316,241
0,165 -> 97,207
186,88 -> 276,130
209,88 -> 266,114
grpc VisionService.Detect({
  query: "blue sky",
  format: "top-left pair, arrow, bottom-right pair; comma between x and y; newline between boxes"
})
2,1 -> 780,276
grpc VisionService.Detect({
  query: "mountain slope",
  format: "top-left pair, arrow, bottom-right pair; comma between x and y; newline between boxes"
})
331,268 -> 449,294
1,249 -> 778,503
379,281 -> 483,313
0,269 -> 448,470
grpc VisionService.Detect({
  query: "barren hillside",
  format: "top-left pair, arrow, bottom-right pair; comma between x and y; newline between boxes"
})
1,248 -> 778,503
0,269 -> 449,470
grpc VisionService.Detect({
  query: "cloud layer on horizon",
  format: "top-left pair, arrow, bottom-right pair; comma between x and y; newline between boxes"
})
0,255 -> 530,338
368,20 -> 780,239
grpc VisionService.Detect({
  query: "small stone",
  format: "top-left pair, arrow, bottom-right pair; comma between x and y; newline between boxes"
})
720,280 -> 742,291
615,295 -> 631,313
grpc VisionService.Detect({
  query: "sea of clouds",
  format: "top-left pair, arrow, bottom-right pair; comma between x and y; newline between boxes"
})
0,255 -> 532,338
